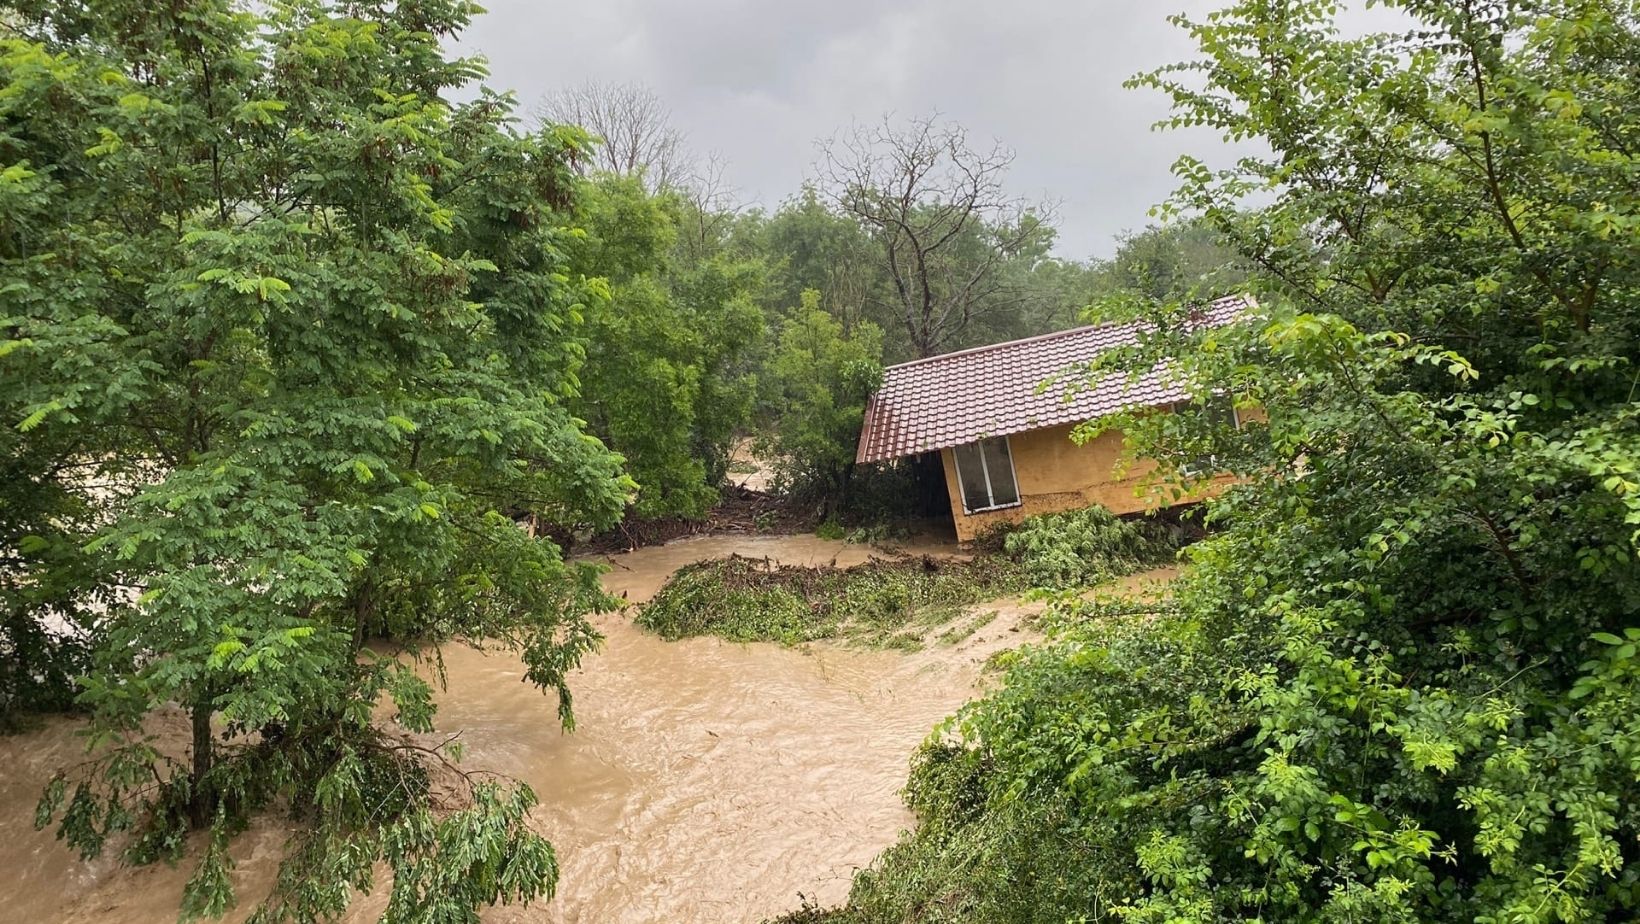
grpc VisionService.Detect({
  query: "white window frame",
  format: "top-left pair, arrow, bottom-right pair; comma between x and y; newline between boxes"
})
951,436 -> 1023,515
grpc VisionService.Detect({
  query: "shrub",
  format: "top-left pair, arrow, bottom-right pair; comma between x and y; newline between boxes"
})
1001,506 -> 1179,590
822,588 -> 1274,923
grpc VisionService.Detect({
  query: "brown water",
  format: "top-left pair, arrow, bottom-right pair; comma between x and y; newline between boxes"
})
0,534 -> 1172,924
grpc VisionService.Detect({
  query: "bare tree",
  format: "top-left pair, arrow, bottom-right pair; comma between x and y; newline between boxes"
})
675,149 -> 751,260
818,114 -> 1056,358
537,80 -> 690,192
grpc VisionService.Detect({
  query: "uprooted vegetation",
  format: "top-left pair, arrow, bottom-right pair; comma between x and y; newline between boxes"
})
635,554 -> 1024,648
993,505 -> 1182,590
636,506 -> 1181,647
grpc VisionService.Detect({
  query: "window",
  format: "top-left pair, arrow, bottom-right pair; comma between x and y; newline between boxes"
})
952,436 -> 1021,513
1180,394 -> 1241,478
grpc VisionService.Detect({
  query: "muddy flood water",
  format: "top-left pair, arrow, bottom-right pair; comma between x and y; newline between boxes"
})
2,534 -> 1122,923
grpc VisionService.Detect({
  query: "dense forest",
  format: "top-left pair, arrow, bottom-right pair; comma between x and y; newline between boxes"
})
3,0 -> 1638,922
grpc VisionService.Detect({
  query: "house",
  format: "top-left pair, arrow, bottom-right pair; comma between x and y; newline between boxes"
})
854,295 -> 1254,542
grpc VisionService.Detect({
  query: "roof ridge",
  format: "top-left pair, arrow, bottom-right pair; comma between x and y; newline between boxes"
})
881,294 -> 1251,372
882,318 -> 1132,372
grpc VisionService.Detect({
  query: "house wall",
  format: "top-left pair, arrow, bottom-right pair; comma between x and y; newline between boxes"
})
937,420 -> 1239,543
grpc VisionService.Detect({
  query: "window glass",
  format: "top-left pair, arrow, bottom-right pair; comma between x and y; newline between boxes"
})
954,442 -> 992,511
980,438 -> 1019,506
953,437 -> 1020,512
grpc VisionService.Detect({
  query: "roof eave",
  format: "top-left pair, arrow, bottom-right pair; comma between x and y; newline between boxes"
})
854,393 -> 879,465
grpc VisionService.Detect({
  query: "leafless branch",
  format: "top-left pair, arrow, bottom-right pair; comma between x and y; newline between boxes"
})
535,80 -> 691,194
816,113 -> 1057,357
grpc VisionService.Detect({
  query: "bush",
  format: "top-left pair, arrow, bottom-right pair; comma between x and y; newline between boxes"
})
1001,507 -> 1180,590
636,554 -> 1027,646
819,586 -> 1275,924
0,619 -> 90,732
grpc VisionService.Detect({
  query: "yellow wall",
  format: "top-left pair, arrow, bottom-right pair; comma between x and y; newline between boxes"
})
938,421 -> 1237,542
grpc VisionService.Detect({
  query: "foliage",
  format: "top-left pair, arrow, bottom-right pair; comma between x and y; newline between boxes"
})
1085,220 -> 1249,311
757,291 -> 883,512
642,508 -> 1174,648
0,616 -> 88,728
817,114 -> 1057,359
742,185 -> 890,337
569,174 -> 763,519
823,1 -> 1640,921
817,588 -> 1270,924
2,0 -> 631,918
735,195 -> 1245,366
636,554 -> 1027,648
1000,507 -> 1179,590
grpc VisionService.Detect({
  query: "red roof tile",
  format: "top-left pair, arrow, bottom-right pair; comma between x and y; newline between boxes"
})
855,295 -> 1254,464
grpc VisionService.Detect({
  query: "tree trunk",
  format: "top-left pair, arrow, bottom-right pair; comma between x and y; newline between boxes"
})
189,699 -> 214,828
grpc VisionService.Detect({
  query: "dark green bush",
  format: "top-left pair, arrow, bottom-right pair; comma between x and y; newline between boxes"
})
1000,507 -> 1179,590
823,589 -> 1269,923
0,618 -> 90,731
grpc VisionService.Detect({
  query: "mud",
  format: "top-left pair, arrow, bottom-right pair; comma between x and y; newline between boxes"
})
0,534 -> 1169,924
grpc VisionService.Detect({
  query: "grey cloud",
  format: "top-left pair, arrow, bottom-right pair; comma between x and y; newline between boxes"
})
453,1 -> 1324,258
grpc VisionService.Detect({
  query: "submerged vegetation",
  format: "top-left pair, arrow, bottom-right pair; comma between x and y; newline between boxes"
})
639,507 -> 1179,646
637,554 -> 1024,648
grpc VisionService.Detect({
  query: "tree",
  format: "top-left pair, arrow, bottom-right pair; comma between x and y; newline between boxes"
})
536,80 -> 690,193
2,0 -> 632,919
741,185 -> 889,337
1087,220 -> 1248,308
758,291 -> 883,514
818,114 -> 1056,359
569,174 -> 764,520
823,0 -> 1640,921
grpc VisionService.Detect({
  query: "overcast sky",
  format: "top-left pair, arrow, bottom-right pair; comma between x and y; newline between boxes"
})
452,2 -> 1344,260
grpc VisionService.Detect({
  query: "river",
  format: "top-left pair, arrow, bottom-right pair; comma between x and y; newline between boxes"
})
0,534 -> 1169,923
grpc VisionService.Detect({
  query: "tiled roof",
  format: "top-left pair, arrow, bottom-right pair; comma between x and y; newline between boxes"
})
855,295 -> 1254,464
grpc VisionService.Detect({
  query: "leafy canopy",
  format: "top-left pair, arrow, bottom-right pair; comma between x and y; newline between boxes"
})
823,1 -> 1640,921
756,290 -> 883,511
2,0 -> 632,919
566,173 -> 764,520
